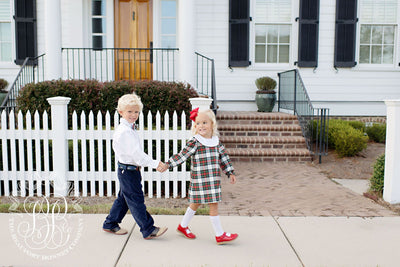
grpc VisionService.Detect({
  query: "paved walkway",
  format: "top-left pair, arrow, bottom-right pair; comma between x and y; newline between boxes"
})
1,162 -> 400,267
219,162 -> 396,217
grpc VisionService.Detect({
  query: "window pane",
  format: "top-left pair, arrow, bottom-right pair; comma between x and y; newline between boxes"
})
361,0 -> 398,23
267,26 -> 278,43
279,45 -> 289,63
92,0 -> 105,16
255,0 -> 291,22
161,18 -> 176,35
161,36 -> 175,48
92,36 -> 103,49
360,25 -> 371,44
383,45 -> 394,63
383,26 -> 394,44
0,0 -> 10,20
1,42 -> 11,61
255,45 -> 266,62
359,45 -> 370,63
255,26 -> 266,43
92,18 -> 104,33
371,45 -> 382,63
279,25 -> 290,43
161,0 -> 176,17
267,45 -> 277,63
371,26 -> 383,44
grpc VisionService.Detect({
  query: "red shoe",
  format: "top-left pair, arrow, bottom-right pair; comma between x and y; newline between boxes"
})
177,224 -> 196,239
215,232 -> 238,245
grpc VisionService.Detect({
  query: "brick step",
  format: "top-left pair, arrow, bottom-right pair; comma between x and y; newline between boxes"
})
220,136 -> 307,149
219,124 -> 303,137
216,111 -> 312,162
226,148 -> 312,162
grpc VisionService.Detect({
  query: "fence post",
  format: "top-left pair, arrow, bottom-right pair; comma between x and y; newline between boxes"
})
47,96 -> 71,196
383,100 -> 400,204
189,97 -> 213,112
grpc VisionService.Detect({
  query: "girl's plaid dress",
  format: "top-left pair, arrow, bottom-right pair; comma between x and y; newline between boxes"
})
167,135 -> 235,204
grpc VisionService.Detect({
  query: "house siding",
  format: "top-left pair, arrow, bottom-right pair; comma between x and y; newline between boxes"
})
194,0 -> 400,116
2,0 -> 400,116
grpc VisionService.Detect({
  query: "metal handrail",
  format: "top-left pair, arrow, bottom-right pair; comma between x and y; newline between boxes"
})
0,54 -> 45,113
195,52 -> 217,112
278,69 -> 329,163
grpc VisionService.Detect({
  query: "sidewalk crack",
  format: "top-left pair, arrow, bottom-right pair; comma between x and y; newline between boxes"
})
272,216 -> 305,267
114,223 -> 136,267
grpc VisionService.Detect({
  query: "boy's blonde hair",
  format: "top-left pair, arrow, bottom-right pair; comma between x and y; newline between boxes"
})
191,109 -> 219,137
117,93 -> 143,112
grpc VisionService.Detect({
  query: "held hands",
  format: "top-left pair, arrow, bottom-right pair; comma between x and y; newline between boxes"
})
157,162 -> 169,173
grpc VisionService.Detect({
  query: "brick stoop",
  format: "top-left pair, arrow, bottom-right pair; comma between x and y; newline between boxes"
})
217,111 -> 312,162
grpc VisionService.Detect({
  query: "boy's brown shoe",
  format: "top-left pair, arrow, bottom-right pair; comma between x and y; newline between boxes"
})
144,226 -> 168,240
103,226 -> 128,235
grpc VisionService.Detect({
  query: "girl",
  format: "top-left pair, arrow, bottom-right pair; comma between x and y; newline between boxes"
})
164,108 -> 238,245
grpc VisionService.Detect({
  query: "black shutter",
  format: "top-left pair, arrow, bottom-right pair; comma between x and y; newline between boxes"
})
297,0 -> 320,67
14,0 -> 37,65
229,0 -> 250,67
334,0 -> 358,68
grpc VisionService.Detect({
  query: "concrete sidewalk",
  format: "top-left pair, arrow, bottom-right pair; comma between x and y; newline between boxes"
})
2,213 -> 400,267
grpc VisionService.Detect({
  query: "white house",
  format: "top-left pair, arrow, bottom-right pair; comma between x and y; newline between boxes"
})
1,0 -> 400,116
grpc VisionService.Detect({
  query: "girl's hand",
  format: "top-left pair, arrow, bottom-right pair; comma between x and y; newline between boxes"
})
229,174 -> 236,184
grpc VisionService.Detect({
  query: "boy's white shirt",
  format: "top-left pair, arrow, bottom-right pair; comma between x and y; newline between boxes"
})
113,118 -> 159,168
193,134 -> 219,147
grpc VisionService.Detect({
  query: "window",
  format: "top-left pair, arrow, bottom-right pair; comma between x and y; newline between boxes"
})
0,0 -> 12,62
92,0 -> 106,49
160,0 -> 176,48
254,0 -> 292,64
359,0 -> 397,64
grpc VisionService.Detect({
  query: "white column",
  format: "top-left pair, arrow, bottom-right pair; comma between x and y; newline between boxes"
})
178,0 -> 195,85
190,97 -> 213,112
45,0 -> 63,80
47,96 -> 71,196
383,100 -> 400,204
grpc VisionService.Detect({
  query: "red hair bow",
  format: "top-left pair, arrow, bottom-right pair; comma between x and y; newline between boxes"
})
190,107 -> 199,122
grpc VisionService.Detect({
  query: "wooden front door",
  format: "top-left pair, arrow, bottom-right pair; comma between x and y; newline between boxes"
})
114,0 -> 153,80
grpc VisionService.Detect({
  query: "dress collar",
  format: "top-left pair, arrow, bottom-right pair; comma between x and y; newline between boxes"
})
194,134 -> 219,147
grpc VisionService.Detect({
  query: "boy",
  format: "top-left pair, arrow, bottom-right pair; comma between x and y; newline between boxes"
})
102,93 -> 167,239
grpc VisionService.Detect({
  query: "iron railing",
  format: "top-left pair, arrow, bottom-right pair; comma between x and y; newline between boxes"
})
195,52 -> 217,112
0,54 -> 45,113
62,48 -> 179,82
278,69 -> 329,163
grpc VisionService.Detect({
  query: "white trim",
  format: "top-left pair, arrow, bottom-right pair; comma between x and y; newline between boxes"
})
354,0 -> 400,70
249,0 -> 299,69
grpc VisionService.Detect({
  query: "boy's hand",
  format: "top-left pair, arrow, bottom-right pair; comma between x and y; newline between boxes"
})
229,174 -> 236,184
157,162 -> 168,172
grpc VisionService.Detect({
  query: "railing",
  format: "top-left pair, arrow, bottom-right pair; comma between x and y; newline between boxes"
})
0,54 -> 45,113
278,69 -> 329,163
195,52 -> 217,112
62,48 -> 179,82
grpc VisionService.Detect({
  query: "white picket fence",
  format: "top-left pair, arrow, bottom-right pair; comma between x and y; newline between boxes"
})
0,96 -> 195,198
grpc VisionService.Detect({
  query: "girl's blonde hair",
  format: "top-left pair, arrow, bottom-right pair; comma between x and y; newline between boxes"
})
117,93 -> 143,112
191,109 -> 219,136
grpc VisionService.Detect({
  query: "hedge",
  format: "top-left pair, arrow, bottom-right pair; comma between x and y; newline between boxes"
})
17,79 -> 199,126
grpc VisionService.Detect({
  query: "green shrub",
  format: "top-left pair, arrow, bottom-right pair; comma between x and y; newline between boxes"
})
366,123 -> 386,143
369,154 -> 385,194
16,79 -> 198,126
328,120 -> 368,157
0,78 -> 8,91
347,120 -> 366,132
